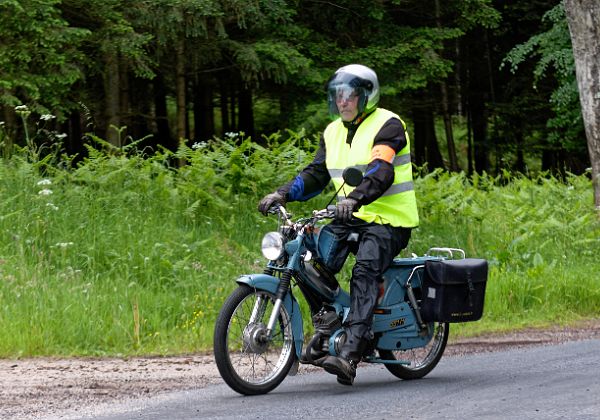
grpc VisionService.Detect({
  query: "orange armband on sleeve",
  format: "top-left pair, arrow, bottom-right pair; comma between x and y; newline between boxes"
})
370,144 -> 396,163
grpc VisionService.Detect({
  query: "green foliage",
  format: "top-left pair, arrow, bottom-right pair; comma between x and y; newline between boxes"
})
0,0 -> 90,113
0,133 -> 599,356
0,130 -> 314,356
502,3 -> 584,152
455,0 -> 502,30
413,169 -> 600,335
61,0 -> 154,78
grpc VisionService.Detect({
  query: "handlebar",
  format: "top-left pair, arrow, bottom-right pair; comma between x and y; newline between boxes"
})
267,204 -> 335,223
312,207 -> 335,220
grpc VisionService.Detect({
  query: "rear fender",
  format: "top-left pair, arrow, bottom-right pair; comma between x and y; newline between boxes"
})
236,274 -> 304,358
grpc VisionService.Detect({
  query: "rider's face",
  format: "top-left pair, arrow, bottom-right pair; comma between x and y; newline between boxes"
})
336,92 -> 359,122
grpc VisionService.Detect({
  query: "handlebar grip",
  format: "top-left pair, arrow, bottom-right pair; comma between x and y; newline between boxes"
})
267,205 -> 281,214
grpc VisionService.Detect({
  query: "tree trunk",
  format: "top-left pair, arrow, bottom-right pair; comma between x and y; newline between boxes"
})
279,91 -> 293,128
467,108 -> 473,175
104,52 -> 120,146
464,29 -> 491,174
153,74 -> 174,151
130,78 -> 151,145
564,0 -> 600,210
119,61 -> 131,140
220,79 -> 230,136
65,110 -> 83,158
435,0 -> 459,172
193,77 -> 215,142
230,87 -> 236,132
412,109 -> 426,168
424,108 -> 445,170
175,39 -> 187,146
412,104 -> 445,171
471,93 -> 489,173
542,148 -> 561,173
238,85 -> 254,140
514,117 -> 526,173
440,83 -> 459,172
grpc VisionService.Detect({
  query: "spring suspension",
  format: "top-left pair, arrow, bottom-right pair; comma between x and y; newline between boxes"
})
266,269 -> 293,337
275,269 -> 293,301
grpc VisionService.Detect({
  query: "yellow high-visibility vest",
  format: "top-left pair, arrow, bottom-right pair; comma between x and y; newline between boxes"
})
324,108 -> 419,227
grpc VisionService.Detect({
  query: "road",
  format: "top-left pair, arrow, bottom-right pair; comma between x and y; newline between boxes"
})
86,339 -> 600,420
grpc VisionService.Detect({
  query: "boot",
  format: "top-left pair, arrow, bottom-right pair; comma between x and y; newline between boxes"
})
321,354 -> 357,386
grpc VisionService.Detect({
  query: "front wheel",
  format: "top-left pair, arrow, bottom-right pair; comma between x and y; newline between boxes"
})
214,285 -> 296,395
379,322 -> 449,380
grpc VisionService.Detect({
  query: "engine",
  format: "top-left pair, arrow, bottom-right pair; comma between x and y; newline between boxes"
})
300,306 -> 343,365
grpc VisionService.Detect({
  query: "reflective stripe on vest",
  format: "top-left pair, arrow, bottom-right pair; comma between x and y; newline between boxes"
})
324,108 -> 419,227
327,154 -> 412,178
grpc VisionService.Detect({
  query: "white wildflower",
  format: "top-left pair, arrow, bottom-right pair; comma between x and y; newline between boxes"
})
192,141 -> 207,150
55,133 -> 67,140
0,121 -> 5,127
40,114 -> 56,121
15,105 -> 29,112
37,179 -> 52,186
38,189 -> 53,196
46,203 -> 59,211
225,132 -> 240,139
55,242 -> 74,249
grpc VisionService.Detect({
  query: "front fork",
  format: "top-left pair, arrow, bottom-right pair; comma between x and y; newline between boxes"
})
266,228 -> 303,337
236,272 -> 304,359
266,269 -> 293,337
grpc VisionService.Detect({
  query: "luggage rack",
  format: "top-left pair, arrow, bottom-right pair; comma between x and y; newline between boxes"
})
425,247 -> 465,260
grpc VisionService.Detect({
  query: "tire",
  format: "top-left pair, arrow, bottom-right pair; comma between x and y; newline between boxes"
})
213,285 -> 296,395
379,322 -> 449,380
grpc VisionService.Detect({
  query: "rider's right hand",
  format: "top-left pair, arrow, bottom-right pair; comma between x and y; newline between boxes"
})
258,191 -> 286,215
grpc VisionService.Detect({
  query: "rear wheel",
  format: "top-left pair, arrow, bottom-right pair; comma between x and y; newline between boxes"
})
379,322 -> 449,380
213,285 -> 295,395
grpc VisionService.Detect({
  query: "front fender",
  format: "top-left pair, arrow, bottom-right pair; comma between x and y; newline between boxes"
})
236,274 -> 304,358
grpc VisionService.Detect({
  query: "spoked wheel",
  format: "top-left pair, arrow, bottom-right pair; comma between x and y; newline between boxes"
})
379,322 -> 449,380
214,285 -> 295,395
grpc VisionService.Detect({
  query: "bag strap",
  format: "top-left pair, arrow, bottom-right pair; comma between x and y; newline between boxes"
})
466,270 -> 475,307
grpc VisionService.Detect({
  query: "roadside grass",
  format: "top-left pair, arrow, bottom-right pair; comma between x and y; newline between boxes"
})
0,135 -> 599,356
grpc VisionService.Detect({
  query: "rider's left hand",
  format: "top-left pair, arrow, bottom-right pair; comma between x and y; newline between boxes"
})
335,198 -> 358,222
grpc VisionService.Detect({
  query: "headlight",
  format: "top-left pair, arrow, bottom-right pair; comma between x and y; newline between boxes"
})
261,232 -> 285,261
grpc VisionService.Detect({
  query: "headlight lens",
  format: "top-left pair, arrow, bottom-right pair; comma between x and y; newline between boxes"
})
261,232 -> 285,261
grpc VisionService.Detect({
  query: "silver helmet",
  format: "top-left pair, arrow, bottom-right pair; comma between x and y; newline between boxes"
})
327,64 -> 380,119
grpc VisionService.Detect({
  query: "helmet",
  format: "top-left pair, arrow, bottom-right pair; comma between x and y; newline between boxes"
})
326,64 -> 380,120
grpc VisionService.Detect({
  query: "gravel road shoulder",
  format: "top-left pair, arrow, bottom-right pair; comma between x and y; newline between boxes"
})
2,319 -> 599,420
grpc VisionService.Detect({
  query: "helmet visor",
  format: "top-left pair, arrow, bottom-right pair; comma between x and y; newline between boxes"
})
327,83 -> 366,119
330,84 -> 359,103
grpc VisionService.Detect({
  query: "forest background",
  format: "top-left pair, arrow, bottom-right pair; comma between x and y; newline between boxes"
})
0,0 -> 599,356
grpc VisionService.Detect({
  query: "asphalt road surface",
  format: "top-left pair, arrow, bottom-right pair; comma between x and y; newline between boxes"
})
87,339 -> 600,420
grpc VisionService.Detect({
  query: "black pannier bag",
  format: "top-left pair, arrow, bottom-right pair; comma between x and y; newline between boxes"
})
420,258 -> 488,323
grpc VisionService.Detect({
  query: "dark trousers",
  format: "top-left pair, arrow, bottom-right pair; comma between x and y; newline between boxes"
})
321,218 -> 411,361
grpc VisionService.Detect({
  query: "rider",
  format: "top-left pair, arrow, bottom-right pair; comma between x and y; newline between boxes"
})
258,64 -> 419,385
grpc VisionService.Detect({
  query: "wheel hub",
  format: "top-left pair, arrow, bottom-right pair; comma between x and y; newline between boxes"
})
243,323 -> 269,354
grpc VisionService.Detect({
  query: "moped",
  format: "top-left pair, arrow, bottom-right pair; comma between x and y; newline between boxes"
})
214,168 -> 486,395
